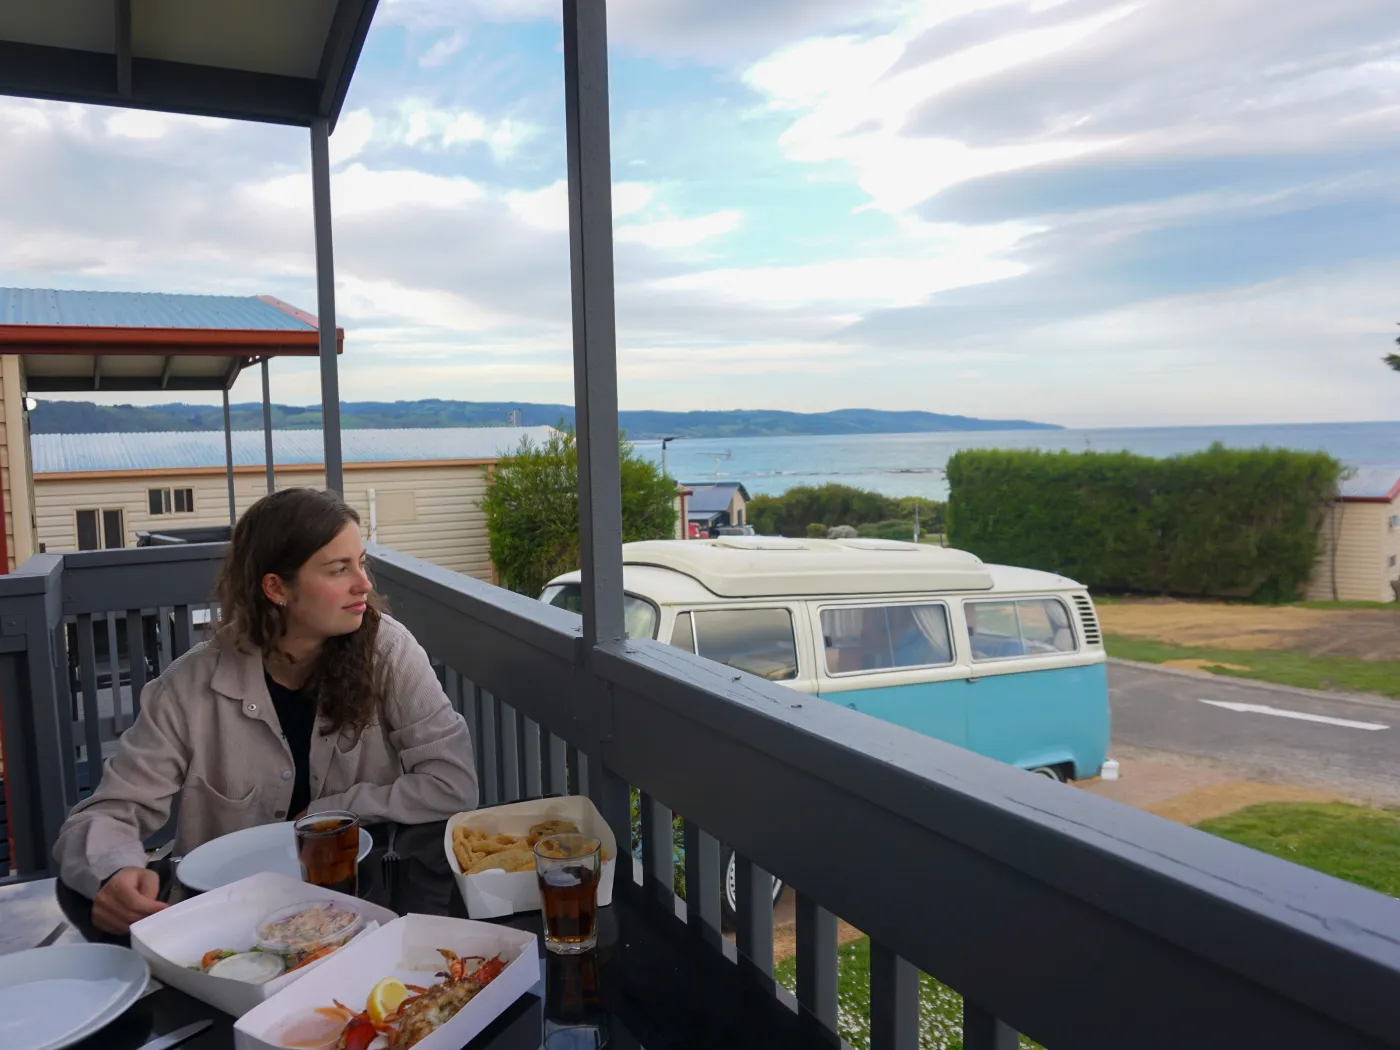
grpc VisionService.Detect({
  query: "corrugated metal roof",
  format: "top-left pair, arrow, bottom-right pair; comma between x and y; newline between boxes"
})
0,289 -> 316,331
31,427 -> 556,474
1339,465 -> 1400,501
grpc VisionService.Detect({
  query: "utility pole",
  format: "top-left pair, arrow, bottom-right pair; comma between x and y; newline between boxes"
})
660,435 -> 679,479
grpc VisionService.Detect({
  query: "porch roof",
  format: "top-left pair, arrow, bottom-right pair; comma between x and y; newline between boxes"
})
0,0 -> 376,128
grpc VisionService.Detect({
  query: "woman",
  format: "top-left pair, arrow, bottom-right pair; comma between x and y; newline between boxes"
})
54,488 -> 479,934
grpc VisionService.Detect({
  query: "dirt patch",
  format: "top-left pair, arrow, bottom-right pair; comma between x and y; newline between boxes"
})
1098,598 -> 1400,660
773,918 -> 866,964
1161,658 -> 1252,673
1147,782 -> 1347,825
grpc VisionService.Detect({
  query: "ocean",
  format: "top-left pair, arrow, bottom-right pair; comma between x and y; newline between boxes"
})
635,421 -> 1400,501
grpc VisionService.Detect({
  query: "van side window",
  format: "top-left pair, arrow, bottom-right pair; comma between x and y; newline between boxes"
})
687,608 -> 798,681
821,605 -> 952,674
539,584 -> 658,640
966,598 -> 1076,661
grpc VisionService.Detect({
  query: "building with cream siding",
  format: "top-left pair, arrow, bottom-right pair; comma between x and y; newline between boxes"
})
1307,466 -> 1400,603
29,427 -> 554,582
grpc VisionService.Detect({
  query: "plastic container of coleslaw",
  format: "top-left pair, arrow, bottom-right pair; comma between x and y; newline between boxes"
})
253,901 -> 366,963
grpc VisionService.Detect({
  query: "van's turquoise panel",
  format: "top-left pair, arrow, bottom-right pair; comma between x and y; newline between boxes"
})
819,682 -> 967,748
816,663 -> 1109,778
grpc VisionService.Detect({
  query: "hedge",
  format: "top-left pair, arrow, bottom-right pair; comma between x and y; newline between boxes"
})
945,444 -> 1342,600
749,484 -> 946,537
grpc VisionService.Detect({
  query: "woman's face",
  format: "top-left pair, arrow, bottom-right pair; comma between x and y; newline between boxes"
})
266,522 -> 371,641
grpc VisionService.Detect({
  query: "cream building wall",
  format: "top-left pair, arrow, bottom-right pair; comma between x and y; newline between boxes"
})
33,460 -> 495,581
1307,499 -> 1399,602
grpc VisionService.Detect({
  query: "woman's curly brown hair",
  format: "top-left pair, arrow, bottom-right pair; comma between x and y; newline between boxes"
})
216,488 -> 385,738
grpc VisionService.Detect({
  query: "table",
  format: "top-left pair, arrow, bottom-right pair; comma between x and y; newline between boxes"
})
2,821 -> 839,1050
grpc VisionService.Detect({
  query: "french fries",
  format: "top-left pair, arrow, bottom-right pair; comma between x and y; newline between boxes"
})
451,819 -> 607,875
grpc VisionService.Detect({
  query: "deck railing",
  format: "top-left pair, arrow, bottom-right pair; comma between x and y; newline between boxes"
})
2,542 -> 1399,1050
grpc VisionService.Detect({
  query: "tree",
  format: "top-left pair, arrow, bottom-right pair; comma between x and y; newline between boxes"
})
1386,324 -> 1400,372
481,427 -> 676,595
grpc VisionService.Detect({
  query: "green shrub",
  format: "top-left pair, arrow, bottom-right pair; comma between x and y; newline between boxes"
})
857,519 -> 917,541
749,484 -> 946,538
806,522 -> 829,538
945,444 -> 1340,600
481,426 -> 676,594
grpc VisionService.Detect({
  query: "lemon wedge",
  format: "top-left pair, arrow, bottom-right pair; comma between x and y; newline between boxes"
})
367,976 -> 410,1024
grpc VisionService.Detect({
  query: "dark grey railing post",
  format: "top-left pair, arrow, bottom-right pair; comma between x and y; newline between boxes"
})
0,554 -> 70,874
734,853 -> 774,978
870,941 -> 919,1050
562,0 -> 632,855
683,819 -> 722,941
309,115 -> 344,495
964,1001 -> 1018,1050
796,894 -> 838,1031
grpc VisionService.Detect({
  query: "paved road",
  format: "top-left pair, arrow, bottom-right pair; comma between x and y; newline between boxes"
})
1108,662 -> 1400,804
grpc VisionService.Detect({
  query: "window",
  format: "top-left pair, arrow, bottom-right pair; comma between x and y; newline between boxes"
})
148,487 -> 194,515
966,598 -> 1076,661
820,604 -> 952,675
1391,515 -> 1399,532
538,584 -> 658,640
1389,555 -> 1397,569
76,508 -> 125,551
670,608 -> 798,681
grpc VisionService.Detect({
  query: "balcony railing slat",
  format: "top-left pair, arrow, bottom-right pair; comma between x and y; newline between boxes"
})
964,1001 -> 1019,1050
75,614 -> 102,778
542,732 -> 566,796
566,743 -> 581,796
683,819 -> 722,939
155,606 -> 172,674
103,614 -> 122,733
640,792 -> 673,907
126,609 -> 147,719
500,701 -> 522,802
795,893 -> 838,1032
587,756 -> 630,866
870,941 -> 919,1050
172,605 -> 192,659
523,717 -> 543,798
479,690 -> 500,807
734,852 -> 774,979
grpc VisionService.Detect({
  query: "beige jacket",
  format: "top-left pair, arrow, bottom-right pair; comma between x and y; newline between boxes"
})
54,614 -> 478,899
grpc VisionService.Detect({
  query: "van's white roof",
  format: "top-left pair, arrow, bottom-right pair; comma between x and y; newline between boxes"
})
547,539 -> 1083,600
620,538 -> 996,598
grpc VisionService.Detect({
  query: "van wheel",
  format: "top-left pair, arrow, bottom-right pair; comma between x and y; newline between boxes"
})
721,847 -> 786,930
1031,764 -> 1068,783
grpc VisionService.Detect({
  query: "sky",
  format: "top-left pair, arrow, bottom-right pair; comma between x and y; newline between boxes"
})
1,0 -> 1398,428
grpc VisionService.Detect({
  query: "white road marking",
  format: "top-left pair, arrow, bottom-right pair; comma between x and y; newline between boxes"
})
1199,699 -> 1389,732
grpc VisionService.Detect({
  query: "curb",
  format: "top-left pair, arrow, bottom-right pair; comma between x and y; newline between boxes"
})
1106,657 -> 1399,712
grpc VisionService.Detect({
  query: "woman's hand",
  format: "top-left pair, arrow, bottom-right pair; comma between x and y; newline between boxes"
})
92,866 -> 167,935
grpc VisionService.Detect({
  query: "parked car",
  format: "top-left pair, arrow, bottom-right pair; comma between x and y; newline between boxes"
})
542,536 -> 1111,922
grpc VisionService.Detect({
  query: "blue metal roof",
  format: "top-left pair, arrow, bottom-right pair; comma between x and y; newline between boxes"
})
0,289 -> 316,331
683,482 -> 751,514
31,427 -> 557,473
1339,465 -> 1400,501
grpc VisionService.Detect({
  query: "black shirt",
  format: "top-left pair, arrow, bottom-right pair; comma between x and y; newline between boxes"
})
265,670 -> 315,818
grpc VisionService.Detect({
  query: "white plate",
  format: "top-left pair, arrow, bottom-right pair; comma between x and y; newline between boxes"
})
178,821 -> 373,892
0,944 -> 149,1050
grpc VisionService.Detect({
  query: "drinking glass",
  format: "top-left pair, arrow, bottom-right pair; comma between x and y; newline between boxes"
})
534,833 -> 602,954
294,811 -> 360,895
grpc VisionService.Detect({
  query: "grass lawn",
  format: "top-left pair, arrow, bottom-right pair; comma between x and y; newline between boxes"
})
1197,802 -> 1400,897
1104,633 -> 1400,699
773,938 -> 1039,1050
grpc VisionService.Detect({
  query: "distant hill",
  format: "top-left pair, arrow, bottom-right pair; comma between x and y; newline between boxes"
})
28,399 -> 1060,439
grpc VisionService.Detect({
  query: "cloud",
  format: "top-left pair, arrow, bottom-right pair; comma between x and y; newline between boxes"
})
615,210 -> 742,249
506,179 -> 655,231
419,30 -> 468,68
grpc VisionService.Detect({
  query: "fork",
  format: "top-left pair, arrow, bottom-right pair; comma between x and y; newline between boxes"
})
382,823 -> 400,871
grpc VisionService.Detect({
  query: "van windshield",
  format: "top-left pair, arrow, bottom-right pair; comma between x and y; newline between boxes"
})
539,584 -> 659,640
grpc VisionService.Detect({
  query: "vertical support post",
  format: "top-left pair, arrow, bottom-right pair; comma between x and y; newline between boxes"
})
964,1001 -> 1019,1050
222,386 -> 236,526
870,942 -> 919,1050
683,819 -> 722,941
310,117 -> 344,495
796,894 -> 838,1031
562,0 -> 624,650
261,357 -> 275,493
734,853 -> 774,979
